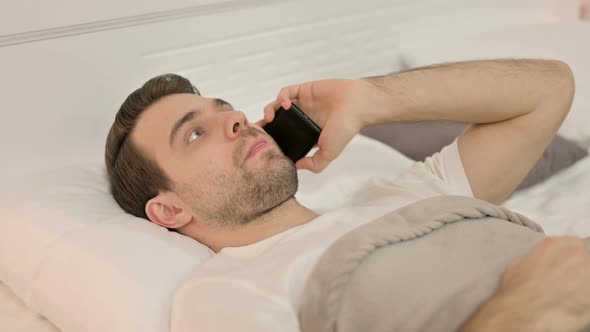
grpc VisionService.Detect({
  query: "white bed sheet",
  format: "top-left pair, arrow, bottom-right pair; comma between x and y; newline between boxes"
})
504,154 -> 590,238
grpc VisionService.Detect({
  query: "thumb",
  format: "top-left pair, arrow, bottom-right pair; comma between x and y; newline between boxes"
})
295,148 -> 333,173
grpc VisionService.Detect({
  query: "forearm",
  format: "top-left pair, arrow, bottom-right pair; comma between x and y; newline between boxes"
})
362,59 -> 573,126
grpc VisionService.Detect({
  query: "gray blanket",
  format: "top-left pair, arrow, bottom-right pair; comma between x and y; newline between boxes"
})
299,195 -> 548,332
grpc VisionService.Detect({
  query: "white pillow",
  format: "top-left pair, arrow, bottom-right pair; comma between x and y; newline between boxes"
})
0,134 -> 413,332
398,21 -> 590,144
0,164 -> 214,332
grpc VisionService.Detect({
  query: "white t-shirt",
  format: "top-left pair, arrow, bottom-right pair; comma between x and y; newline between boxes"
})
171,140 -> 474,332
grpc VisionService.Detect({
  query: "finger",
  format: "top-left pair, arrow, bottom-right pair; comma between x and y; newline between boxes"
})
281,99 -> 293,110
277,85 -> 300,109
264,101 -> 280,122
295,157 -> 315,173
295,148 -> 333,173
263,98 -> 299,124
523,237 -> 586,272
254,119 -> 267,127
536,236 -> 584,257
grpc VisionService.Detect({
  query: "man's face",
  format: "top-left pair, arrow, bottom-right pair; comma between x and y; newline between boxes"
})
131,93 -> 298,228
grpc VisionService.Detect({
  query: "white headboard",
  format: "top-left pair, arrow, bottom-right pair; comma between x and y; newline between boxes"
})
0,0 -> 558,178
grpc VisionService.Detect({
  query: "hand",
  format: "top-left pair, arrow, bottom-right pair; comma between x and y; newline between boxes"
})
462,236 -> 590,332
255,79 -> 379,173
501,236 -> 590,330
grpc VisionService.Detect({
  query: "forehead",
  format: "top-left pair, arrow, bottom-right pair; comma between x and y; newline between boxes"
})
130,93 -> 210,158
139,93 -> 208,129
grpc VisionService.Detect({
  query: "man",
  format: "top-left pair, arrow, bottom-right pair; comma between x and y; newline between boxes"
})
105,59 -> 590,331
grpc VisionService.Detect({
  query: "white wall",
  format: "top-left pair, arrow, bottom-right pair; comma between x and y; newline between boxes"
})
0,0 -> 249,36
0,0 -> 560,177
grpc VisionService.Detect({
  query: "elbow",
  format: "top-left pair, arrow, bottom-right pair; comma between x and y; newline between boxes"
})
556,60 -> 575,97
549,60 -> 575,112
533,60 -> 575,120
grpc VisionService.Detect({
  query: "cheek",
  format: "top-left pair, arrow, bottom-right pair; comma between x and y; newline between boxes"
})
175,143 -> 239,181
181,152 -> 231,180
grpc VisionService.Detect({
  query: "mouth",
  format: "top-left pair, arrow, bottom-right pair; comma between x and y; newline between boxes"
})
245,138 -> 269,161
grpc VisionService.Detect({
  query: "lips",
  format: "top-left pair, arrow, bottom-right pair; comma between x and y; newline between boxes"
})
246,138 -> 268,161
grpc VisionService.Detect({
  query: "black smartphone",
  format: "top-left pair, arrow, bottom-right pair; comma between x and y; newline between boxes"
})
263,103 -> 322,163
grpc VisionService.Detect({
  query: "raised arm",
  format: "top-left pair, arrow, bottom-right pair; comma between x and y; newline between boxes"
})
362,59 -> 574,203
259,59 -> 574,204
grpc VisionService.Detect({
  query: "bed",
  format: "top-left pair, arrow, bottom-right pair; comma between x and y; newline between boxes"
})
1,0 -> 589,331
3,156 -> 590,332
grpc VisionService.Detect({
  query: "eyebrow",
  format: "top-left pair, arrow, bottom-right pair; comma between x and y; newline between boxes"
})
169,110 -> 200,148
168,99 -> 234,148
214,98 -> 233,109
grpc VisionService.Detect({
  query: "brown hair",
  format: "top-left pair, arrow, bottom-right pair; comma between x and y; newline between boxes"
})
105,74 -> 200,220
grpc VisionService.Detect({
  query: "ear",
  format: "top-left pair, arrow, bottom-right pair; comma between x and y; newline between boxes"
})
145,192 -> 193,229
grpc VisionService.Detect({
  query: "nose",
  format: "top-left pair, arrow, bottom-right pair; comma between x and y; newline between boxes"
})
224,111 -> 250,139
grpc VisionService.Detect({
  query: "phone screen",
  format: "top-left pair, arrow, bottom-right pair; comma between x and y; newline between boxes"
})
263,103 -> 321,163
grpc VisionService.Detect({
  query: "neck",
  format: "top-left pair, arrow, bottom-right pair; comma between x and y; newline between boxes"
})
181,197 -> 319,253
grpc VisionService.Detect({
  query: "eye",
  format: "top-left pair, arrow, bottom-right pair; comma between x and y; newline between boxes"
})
188,129 -> 202,143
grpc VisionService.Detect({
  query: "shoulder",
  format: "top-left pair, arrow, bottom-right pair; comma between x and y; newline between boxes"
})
391,139 -> 474,198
